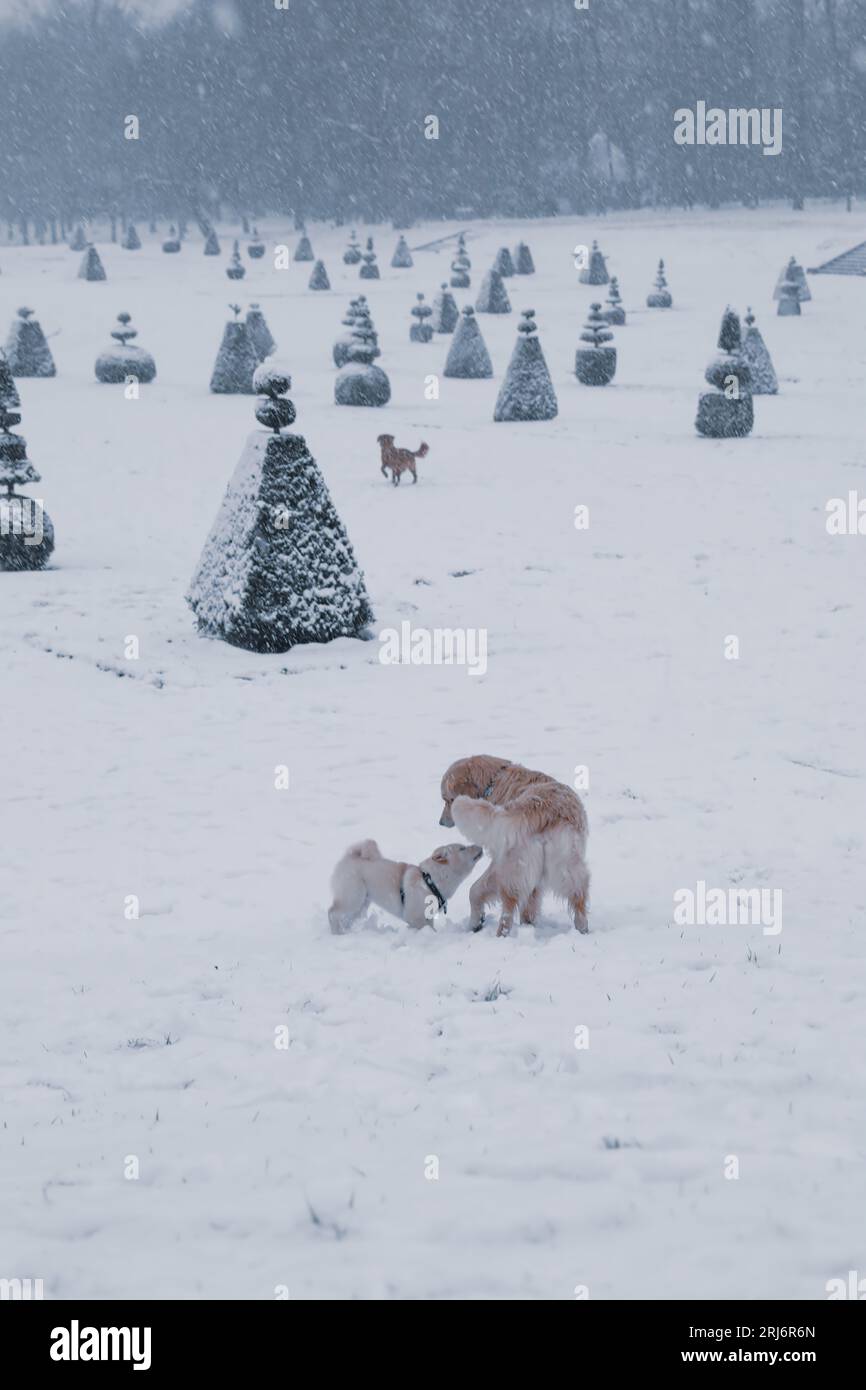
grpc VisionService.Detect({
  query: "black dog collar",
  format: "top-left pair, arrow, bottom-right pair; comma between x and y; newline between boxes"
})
420,869 -> 447,916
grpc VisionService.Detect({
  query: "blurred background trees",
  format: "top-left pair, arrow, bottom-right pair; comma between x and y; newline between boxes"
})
0,0 -> 864,232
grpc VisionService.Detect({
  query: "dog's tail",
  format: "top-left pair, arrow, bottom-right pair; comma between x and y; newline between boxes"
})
345,839 -> 381,861
414,442 -> 429,458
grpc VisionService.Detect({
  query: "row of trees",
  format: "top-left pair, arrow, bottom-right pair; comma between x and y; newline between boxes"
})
0,0 -> 864,234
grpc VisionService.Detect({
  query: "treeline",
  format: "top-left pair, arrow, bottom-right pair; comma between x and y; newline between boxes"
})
0,0 -> 864,234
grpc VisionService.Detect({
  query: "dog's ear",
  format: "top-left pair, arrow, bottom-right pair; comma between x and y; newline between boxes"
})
431,849 -> 448,864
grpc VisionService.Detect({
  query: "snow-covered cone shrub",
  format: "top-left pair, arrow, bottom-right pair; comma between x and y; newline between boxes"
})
579,239 -> 609,285
78,245 -> 106,281
203,228 -> 221,256
69,224 -> 87,252
695,307 -> 754,438
188,369 -> 373,653
309,259 -> 330,290
450,233 -> 471,288
359,237 -> 380,279
162,224 -> 181,253
513,241 -> 535,274
334,320 -> 391,406
776,274 -> 801,317
602,276 -> 625,326
332,296 -> 365,367
646,259 -> 672,308
294,231 -> 314,262
94,312 -> 156,384
5,307 -> 56,377
209,304 -> 258,394
0,350 -> 21,411
493,246 -> 515,277
774,256 -> 811,303
443,305 -> 493,379
575,303 -> 616,385
122,223 -> 141,250
247,226 -> 265,259
431,282 -> 459,334
476,267 -> 511,314
0,377 -> 54,571
450,255 -> 470,289
246,303 -> 276,362
494,309 -> 558,422
791,260 -> 811,302
409,293 -> 434,342
743,308 -> 778,395
391,235 -> 413,268
226,240 -> 246,280
343,229 -> 362,265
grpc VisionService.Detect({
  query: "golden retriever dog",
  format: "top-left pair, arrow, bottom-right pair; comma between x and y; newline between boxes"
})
440,755 -> 590,937
378,434 -> 429,486
329,838 -> 482,934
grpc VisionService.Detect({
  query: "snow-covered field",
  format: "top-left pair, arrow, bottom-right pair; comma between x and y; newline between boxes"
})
2,206 -> 865,1300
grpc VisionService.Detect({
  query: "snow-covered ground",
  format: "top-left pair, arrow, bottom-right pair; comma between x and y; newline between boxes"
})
2,206 -> 865,1300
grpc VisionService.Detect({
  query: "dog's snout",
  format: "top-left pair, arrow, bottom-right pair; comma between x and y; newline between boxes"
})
439,806 -> 454,828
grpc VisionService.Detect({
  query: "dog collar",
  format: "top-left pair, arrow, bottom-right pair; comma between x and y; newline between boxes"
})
481,782 -> 494,799
420,869 -> 447,916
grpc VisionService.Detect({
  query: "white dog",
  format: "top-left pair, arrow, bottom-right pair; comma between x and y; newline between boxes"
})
328,839 -> 482,934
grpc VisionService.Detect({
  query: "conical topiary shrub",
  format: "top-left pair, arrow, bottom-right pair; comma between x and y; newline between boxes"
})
391,235 -> 414,268
493,309 -> 558,422
695,308 -> 754,438
431,282 -> 459,334
513,241 -> 535,275
162,224 -> 181,253
332,296 -> 366,367
579,239 -> 609,285
359,237 -> 380,279
773,256 -> 810,304
210,303 -> 259,394
476,267 -> 511,314
309,259 -> 330,290
226,239 -> 246,280
443,305 -> 493,379
575,303 -> 616,385
493,246 -> 515,277
450,233 -> 471,288
743,308 -> 778,395
246,303 -> 276,362
121,223 -> 141,250
94,312 -> 156,384
776,273 -> 801,317
69,224 -> 87,252
409,293 -> 434,343
335,314 -> 391,406
343,229 -> 362,265
6,307 -> 56,377
0,365 -> 54,571
78,245 -> 106,281
188,366 -> 373,653
247,226 -> 265,259
0,351 -> 20,414
294,231 -> 314,262
646,259 -> 672,308
602,276 -> 625,326
203,227 -> 221,256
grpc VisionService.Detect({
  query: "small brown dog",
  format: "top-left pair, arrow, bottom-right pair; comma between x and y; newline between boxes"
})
378,434 -> 429,485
